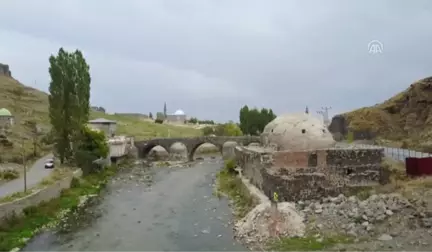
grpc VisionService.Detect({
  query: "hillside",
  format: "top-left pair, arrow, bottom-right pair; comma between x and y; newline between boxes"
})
0,75 -> 201,162
329,76 -> 432,151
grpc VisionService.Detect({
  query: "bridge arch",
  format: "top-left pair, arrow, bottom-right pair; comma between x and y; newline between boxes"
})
141,143 -> 170,159
188,141 -> 223,161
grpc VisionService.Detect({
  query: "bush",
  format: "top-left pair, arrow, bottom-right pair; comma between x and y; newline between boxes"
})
1,169 -> 19,180
224,158 -> 236,173
155,119 -> 164,124
75,127 -> 109,175
70,177 -> 81,188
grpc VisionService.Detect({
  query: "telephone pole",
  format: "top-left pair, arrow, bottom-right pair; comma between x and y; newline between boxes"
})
317,106 -> 332,126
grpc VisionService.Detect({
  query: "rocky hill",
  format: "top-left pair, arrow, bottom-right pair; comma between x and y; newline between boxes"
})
329,76 -> 432,151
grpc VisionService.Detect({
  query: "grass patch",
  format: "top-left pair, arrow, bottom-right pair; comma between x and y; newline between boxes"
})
215,159 -> 257,218
267,234 -> 354,251
0,165 -> 117,251
90,112 -> 202,140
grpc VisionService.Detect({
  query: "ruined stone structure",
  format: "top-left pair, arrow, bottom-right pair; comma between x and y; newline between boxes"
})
0,63 -> 11,77
235,146 -> 385,202
135,136 -> 260,161
235,113 -> 386,202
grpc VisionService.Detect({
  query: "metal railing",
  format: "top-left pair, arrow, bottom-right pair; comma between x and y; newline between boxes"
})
342,143 -> 432,163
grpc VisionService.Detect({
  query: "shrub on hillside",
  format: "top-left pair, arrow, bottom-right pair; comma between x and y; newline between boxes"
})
155,119 -> 164,124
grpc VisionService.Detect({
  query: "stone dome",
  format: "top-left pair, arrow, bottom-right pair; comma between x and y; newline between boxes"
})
262,113 -> 335,151
0,108 -> 12,117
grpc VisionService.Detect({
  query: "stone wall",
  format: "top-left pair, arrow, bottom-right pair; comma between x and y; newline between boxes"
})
0,169 -> 82,221
235,146 -> 385,202
0,63 -> 11,77
328,115 -> 377,141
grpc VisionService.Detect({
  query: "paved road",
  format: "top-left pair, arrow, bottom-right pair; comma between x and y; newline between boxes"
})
0,153 -> 54,198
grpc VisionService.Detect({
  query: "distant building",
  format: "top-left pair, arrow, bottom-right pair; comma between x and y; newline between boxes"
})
88,118 -> 117,137
0,108 -> 14,128
166,109 -> 187,124
114,113 -> 149,119
91,106 -> 106,113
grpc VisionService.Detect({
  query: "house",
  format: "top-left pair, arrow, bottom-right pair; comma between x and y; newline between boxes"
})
0,108 -> 14,128
166,109 -> 187,124
88,118 -> 117,137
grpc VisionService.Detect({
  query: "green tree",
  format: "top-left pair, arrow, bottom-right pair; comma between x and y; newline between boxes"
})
239,105 -> 276,135
222,122 -> 243,136
48,48 -> 91,164
149,112 -> 153,119
202,126 -> 215,136
75,127 -> 109,175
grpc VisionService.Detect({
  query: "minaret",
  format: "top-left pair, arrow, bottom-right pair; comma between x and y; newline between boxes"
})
163,102 -> 167,119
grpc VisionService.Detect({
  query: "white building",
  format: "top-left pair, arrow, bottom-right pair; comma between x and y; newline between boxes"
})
0,108 -> 14,129
166,109 -> 187,124
88,118 -> 117,137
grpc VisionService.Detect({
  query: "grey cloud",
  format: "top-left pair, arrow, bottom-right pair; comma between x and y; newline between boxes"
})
1,0 -> 432,121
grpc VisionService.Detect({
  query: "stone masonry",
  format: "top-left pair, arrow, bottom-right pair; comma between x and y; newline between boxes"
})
135,136 -> 261,161
235,146 -> 385,202
0,63 -> 12,77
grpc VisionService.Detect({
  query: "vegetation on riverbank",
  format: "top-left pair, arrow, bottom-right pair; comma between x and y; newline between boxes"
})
215,159 -> 257,219
0,164 -> 118,251
267,234 -> 354,251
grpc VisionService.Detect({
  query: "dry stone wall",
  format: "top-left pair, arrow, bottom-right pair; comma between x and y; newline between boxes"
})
235,146 -> 385,202
0,169 -> 82,221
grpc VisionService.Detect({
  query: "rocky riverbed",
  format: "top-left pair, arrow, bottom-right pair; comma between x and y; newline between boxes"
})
23,158 -> 246,251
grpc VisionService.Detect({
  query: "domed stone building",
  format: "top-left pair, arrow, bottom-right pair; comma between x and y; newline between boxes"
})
0,108 -> 14,129
261,112 -> 335,151
166,109 -> 187,124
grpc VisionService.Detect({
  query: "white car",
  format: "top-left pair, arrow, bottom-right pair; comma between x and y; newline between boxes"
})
44,159 -> 54,169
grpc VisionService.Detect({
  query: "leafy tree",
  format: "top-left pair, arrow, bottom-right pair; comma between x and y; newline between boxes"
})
188,117 -> 198,124
202,126 -> 215,136
48,47 -> 91,164
75,127 -> 109,175
149,112 -> 153,119
221,122 -> 243,136
203,123 -> 243,136
239,105 -> 276,135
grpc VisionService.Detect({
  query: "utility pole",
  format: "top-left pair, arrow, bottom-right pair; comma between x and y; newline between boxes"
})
317,106 -> 332,126
21,137 -> 27,192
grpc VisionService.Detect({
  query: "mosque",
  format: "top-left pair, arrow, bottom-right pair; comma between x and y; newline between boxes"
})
166,109 -> 187,124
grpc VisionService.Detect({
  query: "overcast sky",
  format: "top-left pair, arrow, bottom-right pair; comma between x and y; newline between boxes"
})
1,0 -> 432,122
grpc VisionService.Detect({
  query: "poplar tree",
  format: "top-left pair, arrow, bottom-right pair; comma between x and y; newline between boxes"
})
48,48 -> 91,163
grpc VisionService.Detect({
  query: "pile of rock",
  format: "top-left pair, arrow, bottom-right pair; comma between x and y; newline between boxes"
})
298,193 -> 420,238
235,202 -> 305,247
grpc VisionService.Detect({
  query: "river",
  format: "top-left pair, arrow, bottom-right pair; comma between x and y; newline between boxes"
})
23,157 -> 247,251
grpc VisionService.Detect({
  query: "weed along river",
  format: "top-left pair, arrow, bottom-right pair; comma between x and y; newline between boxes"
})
23,158 -> 247,251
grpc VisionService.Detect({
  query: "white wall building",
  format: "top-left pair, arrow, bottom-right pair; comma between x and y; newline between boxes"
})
166,109 -> 187,124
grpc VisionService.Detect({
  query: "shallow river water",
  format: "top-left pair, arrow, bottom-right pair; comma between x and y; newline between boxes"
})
23,158 -> 247,251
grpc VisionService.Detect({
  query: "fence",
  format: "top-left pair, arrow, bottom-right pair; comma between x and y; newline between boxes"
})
337,143 -> 432,163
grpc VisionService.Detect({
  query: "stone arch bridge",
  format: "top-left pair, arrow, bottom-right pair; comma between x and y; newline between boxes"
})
135,136 -> 261,161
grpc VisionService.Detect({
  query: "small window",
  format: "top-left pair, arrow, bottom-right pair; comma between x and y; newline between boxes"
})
301,129 -> 306,134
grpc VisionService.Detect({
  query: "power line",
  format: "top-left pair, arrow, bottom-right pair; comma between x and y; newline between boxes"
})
316,106 -> 332,126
